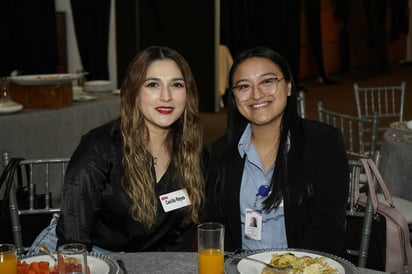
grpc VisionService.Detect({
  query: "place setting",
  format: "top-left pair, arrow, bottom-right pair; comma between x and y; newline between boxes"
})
72,86 -> 97,102
388,121 -> 412,143
196,222 -> 358,274
72,80 -> 118,102
225,248 -> 358,274
0,243 -> 123,274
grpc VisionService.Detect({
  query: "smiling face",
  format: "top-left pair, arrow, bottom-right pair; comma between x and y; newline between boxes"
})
138,59 -> 187,132
232,57 -> 291,127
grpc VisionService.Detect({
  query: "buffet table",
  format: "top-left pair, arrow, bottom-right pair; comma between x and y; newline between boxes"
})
109,252 -> 387,274
380,125 -> 412,201
0,92 -> 119,172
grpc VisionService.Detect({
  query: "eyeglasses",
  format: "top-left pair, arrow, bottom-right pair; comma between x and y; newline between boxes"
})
232,77 -> 284,102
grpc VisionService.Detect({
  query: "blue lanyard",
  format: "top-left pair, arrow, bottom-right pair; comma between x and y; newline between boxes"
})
253,185 -> 270,209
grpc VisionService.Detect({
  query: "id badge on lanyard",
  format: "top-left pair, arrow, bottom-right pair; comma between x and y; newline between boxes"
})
245,185 -> 269,240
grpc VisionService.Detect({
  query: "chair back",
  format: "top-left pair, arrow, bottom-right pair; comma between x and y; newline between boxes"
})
353,82 -> 406,145
317,101 -> 379,161
297,90 -> 306,118
1,154 -> 69,255
317,102 -> 380,267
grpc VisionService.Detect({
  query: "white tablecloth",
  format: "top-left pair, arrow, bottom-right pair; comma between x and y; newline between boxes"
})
380,127 -> 412,201
0,93 -> 120,201
0,93 -> 120,161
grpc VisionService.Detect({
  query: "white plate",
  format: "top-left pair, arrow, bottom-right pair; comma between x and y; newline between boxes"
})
73,94 -> 97,102
390,121 -> 412,132
21,255 -> 110,274
9,74 -> 82,85
404,135 -> 412,144
84,80 -> 113,92
0,102 -> 23,114
237,251 -> 345,274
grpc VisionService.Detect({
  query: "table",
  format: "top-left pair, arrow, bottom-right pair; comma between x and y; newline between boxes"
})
0,93 -> 120,201
0,92 -> 120,162
109,252 -> 388,274
380,127 -> 412,201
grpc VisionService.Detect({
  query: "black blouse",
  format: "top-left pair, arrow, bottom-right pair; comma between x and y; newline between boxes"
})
56,120 -> 200,252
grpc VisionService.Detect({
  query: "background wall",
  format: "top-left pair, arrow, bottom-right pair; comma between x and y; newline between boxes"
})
55,0 -> 118,88
116,0 -> 217,112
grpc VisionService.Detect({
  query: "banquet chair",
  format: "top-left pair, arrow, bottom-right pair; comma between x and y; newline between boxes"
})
317,102 -> 379,162
297,90 -> 306,118
1,154 -> 70,255
317,102 -> 379,267
353,81 -> 406,146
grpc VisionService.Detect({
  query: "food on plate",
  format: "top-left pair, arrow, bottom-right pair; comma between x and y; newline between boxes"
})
58,256 -> 91,274
17,260 -> 58,274
261,252 -> 338,274
17,259 -> 90,274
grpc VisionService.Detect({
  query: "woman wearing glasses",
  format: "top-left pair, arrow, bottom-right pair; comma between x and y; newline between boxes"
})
203,46 -> 349,256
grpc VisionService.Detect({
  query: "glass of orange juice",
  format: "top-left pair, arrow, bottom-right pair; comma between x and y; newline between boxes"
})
0,243 -> 17,274
198,222 -> 224,274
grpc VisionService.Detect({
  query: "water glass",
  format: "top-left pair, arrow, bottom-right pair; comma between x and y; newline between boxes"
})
0,244 -> 17,274
197,222 -> 225,274
57,243 -> 88,274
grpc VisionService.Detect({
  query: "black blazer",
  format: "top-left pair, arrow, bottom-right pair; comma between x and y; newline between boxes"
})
203,119 -> 349,257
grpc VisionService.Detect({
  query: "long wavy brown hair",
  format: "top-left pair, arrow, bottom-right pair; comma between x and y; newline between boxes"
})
119,46 -> 204,227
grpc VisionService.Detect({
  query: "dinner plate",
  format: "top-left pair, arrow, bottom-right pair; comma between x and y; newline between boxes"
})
237,250 -> 345,274
404,135 -> 412,144
0,101 -> 23,114
225,248 -> 359,274
390,121 -> 412,132
84,80 -> 113,92
20,253 -> 121,274
9,73 -> 82,85
73,94 -> 97,102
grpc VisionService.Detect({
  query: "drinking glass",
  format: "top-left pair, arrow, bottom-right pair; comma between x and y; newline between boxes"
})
57,243 -> 88,274
0,77 -> 20,109
0,243 -> 17,274
0,77 -> 11,104
197,222 -> 225,274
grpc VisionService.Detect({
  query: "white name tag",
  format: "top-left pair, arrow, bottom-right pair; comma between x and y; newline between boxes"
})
159,188 -> 191,212
245,208 -> 262,240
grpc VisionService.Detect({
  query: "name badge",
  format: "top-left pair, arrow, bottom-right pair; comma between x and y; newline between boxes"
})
159,188 -> 191,212
245,208 -> 262,240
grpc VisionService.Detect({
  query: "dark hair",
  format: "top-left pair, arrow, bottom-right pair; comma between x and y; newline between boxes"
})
223,46 -> 309,210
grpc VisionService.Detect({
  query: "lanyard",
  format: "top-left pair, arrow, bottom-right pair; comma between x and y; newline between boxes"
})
253,185 -> 270,209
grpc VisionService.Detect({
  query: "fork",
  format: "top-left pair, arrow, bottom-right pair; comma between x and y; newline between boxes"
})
225,253 -> 292,270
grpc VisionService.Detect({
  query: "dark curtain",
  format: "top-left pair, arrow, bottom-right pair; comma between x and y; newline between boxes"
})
305,0 -> 332,83
70,0 -> 111,80
333,0 -> 350,74
220,0 -> 301,85
363,0 -> 389,71
0,0 -> 58,77
387,0 -> 409,43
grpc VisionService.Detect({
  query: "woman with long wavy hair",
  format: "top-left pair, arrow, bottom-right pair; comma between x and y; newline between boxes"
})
29,46 -> 207,253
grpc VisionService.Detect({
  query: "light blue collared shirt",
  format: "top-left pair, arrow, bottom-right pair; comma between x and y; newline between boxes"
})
238,124 -> 288,250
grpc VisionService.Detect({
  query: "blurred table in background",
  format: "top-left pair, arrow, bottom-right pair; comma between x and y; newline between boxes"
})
0,93 -> 120,167
380,127 -> 412,201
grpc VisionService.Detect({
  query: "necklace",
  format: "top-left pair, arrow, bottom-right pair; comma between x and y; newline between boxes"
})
151,142 -> 167,166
